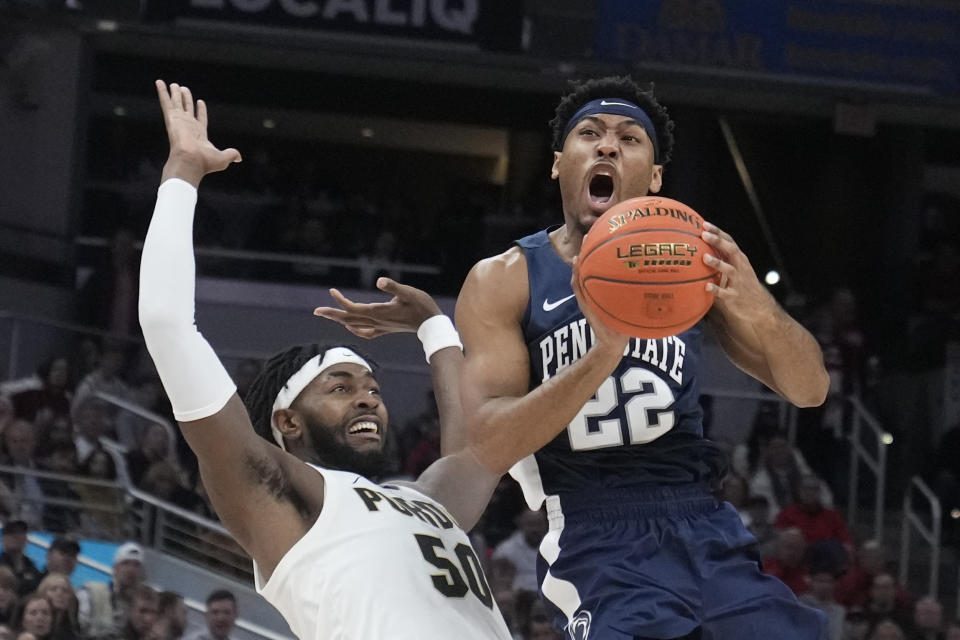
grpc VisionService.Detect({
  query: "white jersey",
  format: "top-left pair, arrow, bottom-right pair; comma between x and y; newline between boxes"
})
254,466 -> 512,640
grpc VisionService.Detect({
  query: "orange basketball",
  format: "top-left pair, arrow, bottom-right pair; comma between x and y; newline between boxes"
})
576,196 -> 720,338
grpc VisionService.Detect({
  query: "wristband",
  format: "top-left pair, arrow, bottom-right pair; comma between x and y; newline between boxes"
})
416,315 -> 463,363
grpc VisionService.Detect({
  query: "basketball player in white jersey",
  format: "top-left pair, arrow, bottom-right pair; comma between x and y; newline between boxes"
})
139,80 -> 516,640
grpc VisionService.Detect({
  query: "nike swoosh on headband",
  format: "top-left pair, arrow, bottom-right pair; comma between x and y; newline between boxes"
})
543,294 -> 576,312
600,100 -> 635,108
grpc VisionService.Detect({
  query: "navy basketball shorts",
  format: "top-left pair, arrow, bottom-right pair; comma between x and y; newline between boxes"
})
536,484 -> 828,640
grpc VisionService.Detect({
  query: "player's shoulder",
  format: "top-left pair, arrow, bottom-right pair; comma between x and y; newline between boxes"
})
463,247 -> 527,292
458,248 -> 529,316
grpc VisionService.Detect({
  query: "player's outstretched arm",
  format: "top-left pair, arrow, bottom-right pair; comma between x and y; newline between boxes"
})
140,81 -> 323,579
454,249 -> 629,476
701,221 -> 829,407
314,277 -> 466,455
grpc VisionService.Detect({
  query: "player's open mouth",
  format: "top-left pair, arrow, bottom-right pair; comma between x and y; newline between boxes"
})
588,174 -> 615,209
347,420 -> 381,442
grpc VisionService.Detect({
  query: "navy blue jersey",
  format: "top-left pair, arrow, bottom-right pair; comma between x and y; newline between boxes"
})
509,228 -> 724,507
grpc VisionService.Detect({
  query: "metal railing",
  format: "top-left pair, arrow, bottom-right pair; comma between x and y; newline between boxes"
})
899,476 -> 941,598
0,463 -> 252,582
127,486 -> 253,583
0,464 -> 128,538
845,395 -> 891,542
94,390 -> 179,466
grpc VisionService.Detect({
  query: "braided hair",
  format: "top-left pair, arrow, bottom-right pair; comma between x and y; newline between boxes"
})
549,76 -> 675,163
244,342 -> 379,447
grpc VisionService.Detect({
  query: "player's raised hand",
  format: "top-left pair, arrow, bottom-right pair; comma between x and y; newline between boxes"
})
313,277 -> 444,339
156,80 -> 241,187
701,221 -> 777,323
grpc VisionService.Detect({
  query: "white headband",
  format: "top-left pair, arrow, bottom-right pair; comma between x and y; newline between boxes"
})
270,347 -> 372,450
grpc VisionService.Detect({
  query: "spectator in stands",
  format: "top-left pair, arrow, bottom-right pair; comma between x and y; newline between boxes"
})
152,592 -> 186,640
0,567 -> 18,625
491,509 -> 547,594
799,565 -> 845,640
185,590 -> 236,640
71,342 -> 130,416
140,462 -> 203,514
0,422 -> 43,528
870,619 -> 907,640
38,538 -> 79,583
120,585 -> 158,640
35,573 -> 79,640
719,471 -> 749,516
126,425 -> 172,488
845,609 -> 872,640
71,398 -> 113,466
864,573 -> 912,632
12,594 -> 53,640
73,449 -> 125,539
10,359 -> 72,428
37,443 -> 81,533
761,527 -> 809,595
774,473 -> 852,546
0,522 -> 39,597
910,596 -> 944,640
77,542 -> 145,640
836,540 -> 908,609
749,432 -> 833,522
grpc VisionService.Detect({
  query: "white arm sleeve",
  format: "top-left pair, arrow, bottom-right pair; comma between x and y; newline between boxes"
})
138,178 -> 236,422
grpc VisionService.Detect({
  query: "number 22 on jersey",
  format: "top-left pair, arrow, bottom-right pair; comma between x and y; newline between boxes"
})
567,367 -> 676,450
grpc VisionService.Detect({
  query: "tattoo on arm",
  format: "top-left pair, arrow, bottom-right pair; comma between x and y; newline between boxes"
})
242,451 -> 311,519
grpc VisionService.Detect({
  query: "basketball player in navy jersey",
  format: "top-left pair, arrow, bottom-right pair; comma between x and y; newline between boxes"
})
456,76 -> 831,639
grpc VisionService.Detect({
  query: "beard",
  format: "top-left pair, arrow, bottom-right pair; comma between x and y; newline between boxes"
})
301,414 -> 389,479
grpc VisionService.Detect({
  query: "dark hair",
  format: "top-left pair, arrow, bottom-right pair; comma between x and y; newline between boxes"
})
2,521 -> 28,536
157,591 -> 183,616
205,589 -> 235,607
549,75 -> 675,163
244,343 -> 379,447
131,584 -> 158,605
49,537 -> 80,556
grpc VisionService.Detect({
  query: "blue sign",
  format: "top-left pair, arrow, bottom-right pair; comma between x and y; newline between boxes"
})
595,0 -> 960,95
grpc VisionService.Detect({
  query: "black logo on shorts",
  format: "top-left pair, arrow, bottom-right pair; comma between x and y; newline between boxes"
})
568,611 -> 592,640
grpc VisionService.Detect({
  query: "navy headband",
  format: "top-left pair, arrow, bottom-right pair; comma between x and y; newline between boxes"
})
561,97 -> 660,163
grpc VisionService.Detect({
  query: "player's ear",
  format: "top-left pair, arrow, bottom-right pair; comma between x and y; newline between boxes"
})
273,409 -> 303,441
649,165 -> 663,193
551,151 -> 562,180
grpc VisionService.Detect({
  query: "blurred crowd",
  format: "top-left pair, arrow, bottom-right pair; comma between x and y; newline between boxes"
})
0,527 -> 239,640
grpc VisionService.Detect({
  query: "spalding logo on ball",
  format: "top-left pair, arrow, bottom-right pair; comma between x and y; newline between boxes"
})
576,196 -> 720,338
